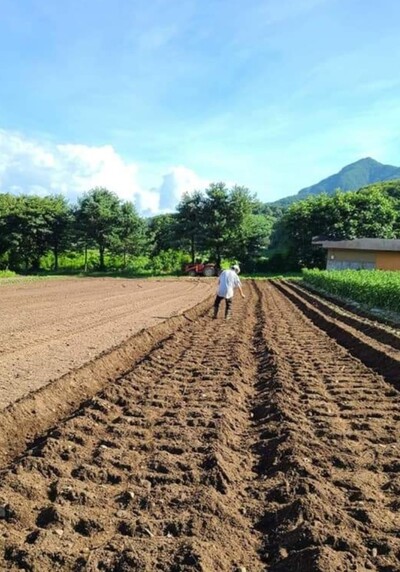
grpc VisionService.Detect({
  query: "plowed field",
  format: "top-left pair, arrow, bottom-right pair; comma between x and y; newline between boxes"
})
0,280 -> 399,571
0,278 -> 215,409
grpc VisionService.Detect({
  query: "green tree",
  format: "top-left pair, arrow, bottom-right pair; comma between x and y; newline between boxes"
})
112,201 -> 146,268
176,191 -> 204,263
330,188 -> 397,240
0,194 -> 18,267
201,183 -> 231,267
76,187 -> 122,271
234,213 -> 274,267
201,183 -> 261,266
176,183 -> 267,268
44,195 -> 73,270
147,213 -> 179,256
271,186 -> 399,269
277,193 -> 333,268
227,186 -> 270,262
5,195 -> 57,271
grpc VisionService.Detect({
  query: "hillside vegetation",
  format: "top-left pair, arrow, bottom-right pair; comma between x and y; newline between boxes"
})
268,179 -> 400,270
274,157 -> 400,206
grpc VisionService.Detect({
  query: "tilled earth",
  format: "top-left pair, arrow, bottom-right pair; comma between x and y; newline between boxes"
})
0,281 -> 399,571
0,277 -> 214,409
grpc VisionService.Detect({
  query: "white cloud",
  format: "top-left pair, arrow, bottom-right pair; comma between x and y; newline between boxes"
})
54,143 -> 143,202
158,166 -> 209,211
0,129 -> 207,215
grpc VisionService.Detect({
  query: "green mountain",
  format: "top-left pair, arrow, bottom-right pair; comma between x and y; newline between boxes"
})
274,157 -> 400,206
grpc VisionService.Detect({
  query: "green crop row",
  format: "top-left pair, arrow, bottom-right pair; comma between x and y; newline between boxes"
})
302,269 -> 400,314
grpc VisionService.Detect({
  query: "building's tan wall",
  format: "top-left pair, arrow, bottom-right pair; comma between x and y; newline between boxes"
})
376,252 -> 400,270
326,249 -> 400,270
326,249 -> 376,270
328,249 -> 376,262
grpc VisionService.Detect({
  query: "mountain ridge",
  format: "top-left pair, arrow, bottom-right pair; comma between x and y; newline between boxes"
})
273,157 -> 400,205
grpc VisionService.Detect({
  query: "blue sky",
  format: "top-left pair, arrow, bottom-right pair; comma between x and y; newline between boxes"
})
1,0 -> 399,213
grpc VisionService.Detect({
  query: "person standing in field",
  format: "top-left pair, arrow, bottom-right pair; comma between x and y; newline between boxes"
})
213,264 -> 245,320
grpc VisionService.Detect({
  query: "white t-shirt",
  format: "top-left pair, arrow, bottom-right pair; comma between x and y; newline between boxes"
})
217,269 -> 241,299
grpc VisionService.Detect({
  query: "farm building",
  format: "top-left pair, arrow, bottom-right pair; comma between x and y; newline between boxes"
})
312,238 -> 400,270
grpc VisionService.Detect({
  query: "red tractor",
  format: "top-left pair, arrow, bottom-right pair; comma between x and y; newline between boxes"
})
184,261 -> 217,277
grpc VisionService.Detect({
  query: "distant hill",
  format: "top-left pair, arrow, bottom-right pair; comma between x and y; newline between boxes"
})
274,157 -> 400,206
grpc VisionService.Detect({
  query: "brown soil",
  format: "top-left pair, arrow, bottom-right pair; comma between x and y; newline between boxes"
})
0,277 -> 215,410
272,280 -> 400,388
0,281 -> 399,571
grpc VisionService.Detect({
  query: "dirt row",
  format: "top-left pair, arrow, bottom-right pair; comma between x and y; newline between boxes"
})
298,280 -> 400,331
273,280 -> 400,389
0,281 -> 399,571
285,280 -> 400,350
263,281 -> 400,571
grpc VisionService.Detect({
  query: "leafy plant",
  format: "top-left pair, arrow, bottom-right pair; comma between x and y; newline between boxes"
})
303,269 -> 400,313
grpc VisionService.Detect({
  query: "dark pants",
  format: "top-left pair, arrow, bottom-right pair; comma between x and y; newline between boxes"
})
213,295 -> 232,318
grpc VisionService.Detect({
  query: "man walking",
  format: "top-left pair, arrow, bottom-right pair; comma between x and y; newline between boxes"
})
213,264 -> 245,320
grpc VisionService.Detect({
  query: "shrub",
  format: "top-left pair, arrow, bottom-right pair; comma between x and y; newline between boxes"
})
0,269 -> 17,278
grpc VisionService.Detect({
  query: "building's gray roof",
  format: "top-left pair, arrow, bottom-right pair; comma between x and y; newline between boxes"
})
312,238 -> 400,252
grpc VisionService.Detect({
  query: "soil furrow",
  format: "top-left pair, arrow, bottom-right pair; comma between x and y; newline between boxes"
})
1,280 -> 399,571
0,283 -> 267,571
282,280 -> 400,351
271,279 -> 400,389
255,281 -> 400,572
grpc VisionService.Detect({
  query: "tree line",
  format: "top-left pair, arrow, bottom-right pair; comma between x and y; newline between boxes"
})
1,179 -> 399,274
0,189 -> 145,272
0,183 -> 275,273
269,180 -> 400,270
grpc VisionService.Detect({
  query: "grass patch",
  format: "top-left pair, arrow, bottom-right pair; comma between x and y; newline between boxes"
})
241,271 -> 302,280
0,269 -> 302,285
0,274 -> 72,285
0,270 -> 17,278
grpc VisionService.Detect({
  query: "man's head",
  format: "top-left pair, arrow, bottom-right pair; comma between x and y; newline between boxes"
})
231,264 -> 240,274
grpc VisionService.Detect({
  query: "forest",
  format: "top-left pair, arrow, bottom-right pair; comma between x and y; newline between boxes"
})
0,180 -> 399,274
